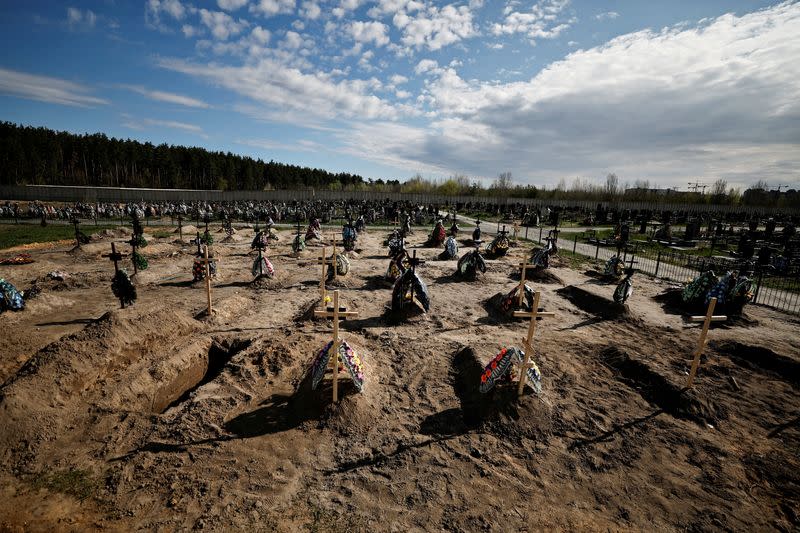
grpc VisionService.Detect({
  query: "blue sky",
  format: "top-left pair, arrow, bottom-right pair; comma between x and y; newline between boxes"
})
1,0 -> 798,190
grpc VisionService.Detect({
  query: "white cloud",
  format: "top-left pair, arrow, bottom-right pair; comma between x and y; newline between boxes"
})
237,137 -> 323,152
491,0 -> 573,43
300,1 -> 321,19
395,3 -> 478,51
67,7 -> 97,30
341,2 -> 800,186
181,24 -> 198,37
146,0 -> 189,30
414,58 -> 439,74
199,9 -> 249,40
251,25 -> 271,44
348,20 -> 390,47
0,67 -> 108,107
158,57 -> 406,121
390,74 -> 409,85
249,0 -> 295,17
124,118 -> 207,137
369,0 -> 424,18
596,11 -> 619,21
119,85 -> 210,108
218,0 -> 249,11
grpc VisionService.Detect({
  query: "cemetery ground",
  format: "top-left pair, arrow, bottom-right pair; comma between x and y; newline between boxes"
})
0,223 -> 798,532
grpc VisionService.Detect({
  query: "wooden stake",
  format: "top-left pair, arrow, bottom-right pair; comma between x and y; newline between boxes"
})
315,245 -> 337,303
512,291 -> 556,396
204,245 -> 213,315
686,297 -> 727,387
517,261 -> 530,306
314,290 -> 359,402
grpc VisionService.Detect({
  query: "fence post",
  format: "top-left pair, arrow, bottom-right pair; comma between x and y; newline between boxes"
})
595,241 -> 600,259
753,269 -> 764,304
525,226 -> 529,240
655,250 -> 661,277
539,227 -> 543,243
573,234 -> 578,254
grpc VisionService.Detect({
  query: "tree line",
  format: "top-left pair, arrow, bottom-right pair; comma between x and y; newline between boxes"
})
1,121 -> 796,208
0,122 -> 366,191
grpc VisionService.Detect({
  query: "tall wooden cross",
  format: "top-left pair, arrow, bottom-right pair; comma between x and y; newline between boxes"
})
512,221 -> 519,243
198,244 -> 214,316
686,297 -> 727,387
404,250 -> 426,303
102,243 -> 128,308
313,290 -> 359,402
512,291 -> 556,396
177,215 -> 183,241
516,260 -> 531,306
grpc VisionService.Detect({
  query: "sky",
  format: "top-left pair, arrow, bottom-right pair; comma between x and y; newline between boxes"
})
0,0 -> 798,191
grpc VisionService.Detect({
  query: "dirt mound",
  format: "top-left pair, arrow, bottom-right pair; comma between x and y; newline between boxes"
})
0,308 -> 199,470
556,285 -> 629,319
447,347 -> 553,441
598,346 -> 725,425
510,268 -> 564,284
714,341 -> 800,386
653,288 -> 759,327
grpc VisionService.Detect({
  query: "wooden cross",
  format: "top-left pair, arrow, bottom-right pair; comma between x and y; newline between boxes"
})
102,243 -> 128,308
315,245 -> 336,302
516,261 -> 531,306
72,217 -> 81,247
512,291 -> 556,396
686,297 -> 727,387
197,244 -> 215,316
313,290 -> 359,402
407,249 -> 425,273
177,215 -> 183,241
102,242 -> 126,274
193,231 -> 203,256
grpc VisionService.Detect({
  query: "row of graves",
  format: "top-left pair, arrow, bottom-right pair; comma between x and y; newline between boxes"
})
0,212 -> 764,416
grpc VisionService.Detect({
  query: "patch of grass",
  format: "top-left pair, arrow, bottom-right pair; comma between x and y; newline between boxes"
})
32,468 -> 98,502
151,230 -> 173,239
0,223 -> 117,250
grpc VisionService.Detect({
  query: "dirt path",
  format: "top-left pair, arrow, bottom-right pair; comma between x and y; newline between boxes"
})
0,225 -> 798,532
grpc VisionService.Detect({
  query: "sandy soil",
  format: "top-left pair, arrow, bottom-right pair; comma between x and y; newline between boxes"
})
0,226 -> 798,532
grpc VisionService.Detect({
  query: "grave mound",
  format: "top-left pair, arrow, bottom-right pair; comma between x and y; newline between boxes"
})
598,346 -> 725,425
446,347 -> 553,441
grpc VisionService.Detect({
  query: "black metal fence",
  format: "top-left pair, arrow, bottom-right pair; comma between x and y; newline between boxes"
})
536,232 -> 800,315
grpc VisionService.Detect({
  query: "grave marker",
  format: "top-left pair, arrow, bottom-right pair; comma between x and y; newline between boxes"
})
512,291 -> 556,396
516,261 -> 531,306
313,290 -> 359,402
102,243 -> 131,309
315,245 -> 336,304
686,297 -> 727,387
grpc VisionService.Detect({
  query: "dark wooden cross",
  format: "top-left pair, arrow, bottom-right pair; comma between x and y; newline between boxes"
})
198,244 -> 214,316
72,217 -> 82,247
102,243 -> 129,308
177,215 -> 184,241
313,290 -> 359,402
407,249 -> 425,273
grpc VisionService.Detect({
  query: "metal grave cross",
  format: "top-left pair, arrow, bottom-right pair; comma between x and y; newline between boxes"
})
686,297 -> 727,387
512,291 -> 556,396
313,290 -> 359,402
